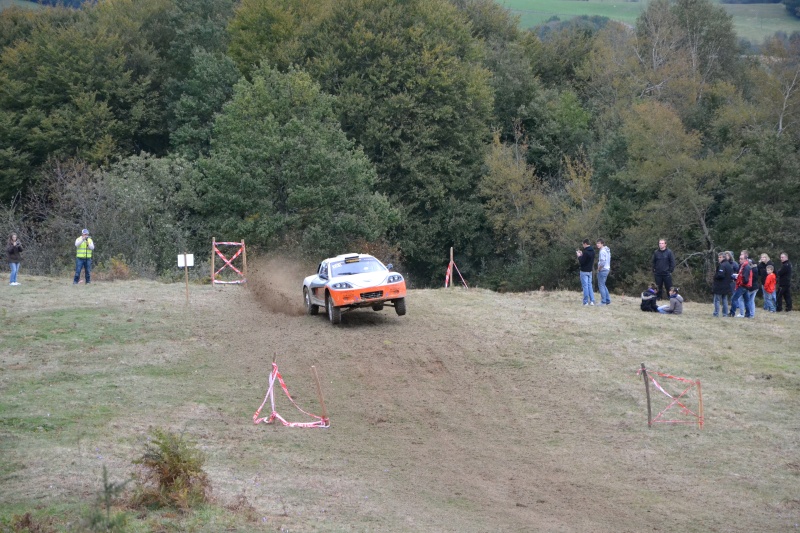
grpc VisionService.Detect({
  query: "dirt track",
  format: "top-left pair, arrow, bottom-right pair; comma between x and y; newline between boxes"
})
198,257 -> 800,531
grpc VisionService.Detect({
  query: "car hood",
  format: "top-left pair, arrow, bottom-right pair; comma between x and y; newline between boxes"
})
331,272 -> 388,288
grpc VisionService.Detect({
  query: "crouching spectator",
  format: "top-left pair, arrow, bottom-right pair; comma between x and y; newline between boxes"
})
658,287 -> 684,314
641,283 -> 659,312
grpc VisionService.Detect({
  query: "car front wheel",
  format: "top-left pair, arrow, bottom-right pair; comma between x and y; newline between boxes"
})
394,297 -> 406,316
371,303 -> 384,311
327,295 -> 341,325
304,287 -> 319,315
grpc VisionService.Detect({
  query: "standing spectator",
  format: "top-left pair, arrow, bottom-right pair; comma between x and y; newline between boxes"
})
776,252 -> 793,312
652,238 -> 675,300
757,253 -> 774,309
6,233 -> 22,286
725,251 -> 739,316
74,228 -> 95,285
733,251 -> 756,318
641,283 -> 659,312
657,286 -> 684,314
595,238 -> 611,306
712,252 -> 733,317
576,239 -> 595,306
763,264 -> 777,313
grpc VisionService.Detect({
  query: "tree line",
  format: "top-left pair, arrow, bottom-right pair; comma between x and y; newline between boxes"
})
1,0 -> 798,297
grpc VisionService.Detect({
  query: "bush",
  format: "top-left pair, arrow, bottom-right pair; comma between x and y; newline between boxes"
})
132,428 -> 210,510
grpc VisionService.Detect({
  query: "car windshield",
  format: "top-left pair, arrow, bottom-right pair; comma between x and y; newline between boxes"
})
330,257 -> 385,277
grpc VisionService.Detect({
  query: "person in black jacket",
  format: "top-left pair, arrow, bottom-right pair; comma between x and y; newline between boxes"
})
713,252 -> 733,317
776,252 -> 793,312
641,283 -> 659,312
6,232 -> 22,286
576,239 -> 595,306
725,250 -> 739,316
652,238 -> 675,300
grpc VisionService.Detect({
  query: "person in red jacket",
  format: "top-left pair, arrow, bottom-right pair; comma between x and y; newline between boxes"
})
763,264 -> 777,313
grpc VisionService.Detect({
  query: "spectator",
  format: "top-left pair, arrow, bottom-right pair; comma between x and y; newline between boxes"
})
652,238 -> 675,300
764,264 -> 777,313
6,233 -> 22,286
657,286 -> 683,314
725,251 -> 739,316
576,239 -> 595,306
712,252 -> 733,317
733,251 -> 756,318
641,283 -> 659,312
776,252 -> 793,312
757,253 -> 774,310
74,228 -> 95,285
595,239 -> 611,306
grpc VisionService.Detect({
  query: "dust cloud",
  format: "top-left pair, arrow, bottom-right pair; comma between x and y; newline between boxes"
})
247,256 -> 312,316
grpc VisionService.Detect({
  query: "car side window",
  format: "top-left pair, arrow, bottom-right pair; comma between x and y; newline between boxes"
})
319,262 -> 328,279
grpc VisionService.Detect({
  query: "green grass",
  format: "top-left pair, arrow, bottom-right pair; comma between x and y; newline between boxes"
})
507,0 -> 800,42
0,277 -> 798,531
0,0 -> 42,11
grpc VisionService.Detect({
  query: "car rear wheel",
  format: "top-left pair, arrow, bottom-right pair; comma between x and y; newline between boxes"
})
327,294 -> 341,324
371,303 -> 384,311
304,287 -> 319,315
394,297 -> 406,316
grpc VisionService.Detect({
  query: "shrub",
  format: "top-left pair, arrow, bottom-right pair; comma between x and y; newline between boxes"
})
132,428 -> 210,510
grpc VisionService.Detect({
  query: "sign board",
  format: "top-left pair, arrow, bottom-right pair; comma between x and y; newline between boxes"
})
178,254 -> 194,268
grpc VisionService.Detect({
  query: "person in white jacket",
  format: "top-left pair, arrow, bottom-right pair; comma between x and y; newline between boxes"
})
595,239 -> 611,305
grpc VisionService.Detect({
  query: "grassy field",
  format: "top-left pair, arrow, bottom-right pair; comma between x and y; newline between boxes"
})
1,263 -> 799,531
0,0 -> 42,10
507,0 -> 800,42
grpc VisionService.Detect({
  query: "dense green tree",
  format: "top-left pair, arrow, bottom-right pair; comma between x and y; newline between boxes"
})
0,21 -> 158,200
191,65 -> 397,255
304,0 -> 495,281
169,48 -> 240,158
227,0 -> 328,75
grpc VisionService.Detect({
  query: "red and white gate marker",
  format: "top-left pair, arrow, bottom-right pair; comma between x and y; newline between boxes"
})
253,357 -> 330,429
211,238 -> 247,285
444,246 -> 468,288
638,363 -> 704,429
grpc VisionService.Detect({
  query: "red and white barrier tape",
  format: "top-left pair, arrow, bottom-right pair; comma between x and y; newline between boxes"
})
253,362 -> 329,428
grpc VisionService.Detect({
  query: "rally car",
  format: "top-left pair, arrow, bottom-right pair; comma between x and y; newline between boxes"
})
302,253 -> 407,324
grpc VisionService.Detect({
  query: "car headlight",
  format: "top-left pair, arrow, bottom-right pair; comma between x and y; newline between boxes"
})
331,282 -> 353,289
387,274 -> 403,283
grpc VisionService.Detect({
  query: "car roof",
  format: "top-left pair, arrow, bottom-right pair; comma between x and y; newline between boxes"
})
325,253 -> 379,263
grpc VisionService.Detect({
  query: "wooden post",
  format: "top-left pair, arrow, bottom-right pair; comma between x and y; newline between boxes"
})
449,247 -> 454,289
242,239 -> 247,283
697,380 -> 704,430
183,252 -> 189,304
312,365 -> 328,421
641,362 -> 652,428
211,237 -> 215,286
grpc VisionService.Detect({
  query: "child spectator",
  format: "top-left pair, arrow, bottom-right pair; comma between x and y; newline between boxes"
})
764,264 -> 777,313
641,283 -> 659,312
658,287 -> 684,314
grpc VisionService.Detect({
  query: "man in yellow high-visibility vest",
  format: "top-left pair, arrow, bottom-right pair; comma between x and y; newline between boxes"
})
73,228 -> 95,284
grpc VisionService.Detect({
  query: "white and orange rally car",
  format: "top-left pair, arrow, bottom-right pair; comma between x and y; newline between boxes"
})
302,253 -> 407,324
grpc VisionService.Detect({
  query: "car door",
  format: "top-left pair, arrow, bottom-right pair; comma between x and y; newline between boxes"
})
310,262 -> 328,304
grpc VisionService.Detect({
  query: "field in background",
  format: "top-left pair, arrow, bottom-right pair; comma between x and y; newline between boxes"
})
507,0 -> 800,42
1,262 -> 798,531
0,0 -> 42,10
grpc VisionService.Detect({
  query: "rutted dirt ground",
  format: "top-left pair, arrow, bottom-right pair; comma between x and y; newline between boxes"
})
2,257 -> 799,531
199,257 -> 800,531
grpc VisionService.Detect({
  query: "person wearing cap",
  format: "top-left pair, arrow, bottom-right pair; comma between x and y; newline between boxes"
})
74,229 -> 95,284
